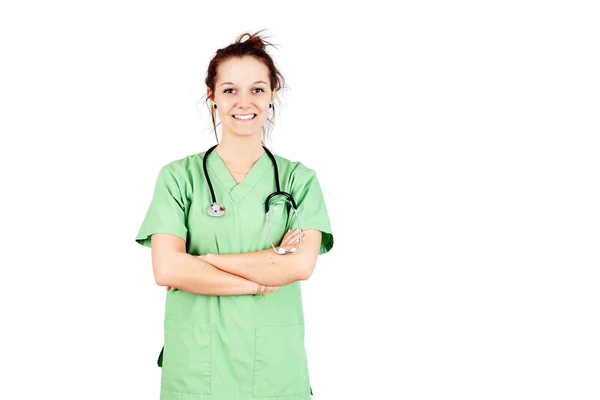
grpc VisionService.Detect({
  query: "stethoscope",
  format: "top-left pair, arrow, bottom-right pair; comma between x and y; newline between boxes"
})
202,144 -> 302,255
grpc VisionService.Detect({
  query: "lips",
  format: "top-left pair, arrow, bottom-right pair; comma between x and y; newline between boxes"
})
233,114 -> 256,121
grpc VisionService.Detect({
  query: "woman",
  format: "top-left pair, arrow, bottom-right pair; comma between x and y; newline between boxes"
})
135,30 -> 334,400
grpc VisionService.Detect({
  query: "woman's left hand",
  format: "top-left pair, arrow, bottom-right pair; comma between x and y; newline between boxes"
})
279,229 -> 302,250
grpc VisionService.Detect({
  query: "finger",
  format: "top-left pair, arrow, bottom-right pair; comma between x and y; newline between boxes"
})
281,233 -> 292,244
285,235 -> 300,245
284,230 -> 300,241
282,233 -> 296,245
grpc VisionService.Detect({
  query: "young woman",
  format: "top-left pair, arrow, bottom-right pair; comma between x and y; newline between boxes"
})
136,30 -> 334,399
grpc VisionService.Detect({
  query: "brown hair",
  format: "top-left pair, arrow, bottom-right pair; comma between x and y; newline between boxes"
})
204,30 -> 287,146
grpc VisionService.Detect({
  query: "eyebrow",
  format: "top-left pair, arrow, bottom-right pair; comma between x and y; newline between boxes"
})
220,80 -> 268,87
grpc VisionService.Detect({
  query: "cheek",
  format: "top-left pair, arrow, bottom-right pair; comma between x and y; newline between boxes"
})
219,97 -> 234,108
257,110 -> 270,121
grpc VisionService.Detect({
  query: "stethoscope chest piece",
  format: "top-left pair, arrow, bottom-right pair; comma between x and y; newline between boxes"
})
206,203 -> 225,217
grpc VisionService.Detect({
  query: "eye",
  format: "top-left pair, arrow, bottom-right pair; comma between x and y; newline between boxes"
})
223,88 -> 234,94
254,88 -> 265,93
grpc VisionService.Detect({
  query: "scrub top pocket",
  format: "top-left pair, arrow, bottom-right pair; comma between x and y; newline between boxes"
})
252,324 -> 310,398
161,319 -> 212,395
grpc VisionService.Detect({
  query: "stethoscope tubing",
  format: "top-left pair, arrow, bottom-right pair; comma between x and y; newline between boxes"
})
202,144 -> 302,254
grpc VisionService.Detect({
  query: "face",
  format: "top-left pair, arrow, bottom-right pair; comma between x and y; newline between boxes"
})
210,56 -> 275,138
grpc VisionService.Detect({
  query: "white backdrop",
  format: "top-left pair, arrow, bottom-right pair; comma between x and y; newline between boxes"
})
1,1 -> 599,399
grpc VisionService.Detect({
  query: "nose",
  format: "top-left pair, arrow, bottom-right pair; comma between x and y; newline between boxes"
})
236,92 -> 251,109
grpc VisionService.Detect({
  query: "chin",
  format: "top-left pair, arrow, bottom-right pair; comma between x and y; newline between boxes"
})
232,128 -> 257,136
223,125 -> 259,137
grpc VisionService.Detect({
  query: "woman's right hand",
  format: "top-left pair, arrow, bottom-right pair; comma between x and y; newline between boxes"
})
256,283 -> 280,295
263,285 -> 280,294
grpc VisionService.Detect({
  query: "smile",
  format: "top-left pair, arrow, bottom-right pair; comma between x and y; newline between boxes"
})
233,114 -> 256,121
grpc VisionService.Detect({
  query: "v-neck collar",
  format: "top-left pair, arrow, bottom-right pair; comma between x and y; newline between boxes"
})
205,149 -> 272,205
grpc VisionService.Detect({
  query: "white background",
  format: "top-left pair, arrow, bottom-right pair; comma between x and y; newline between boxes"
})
1,1 -> 599,399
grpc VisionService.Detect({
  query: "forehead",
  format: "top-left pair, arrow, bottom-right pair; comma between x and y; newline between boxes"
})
216,56 -> 270,85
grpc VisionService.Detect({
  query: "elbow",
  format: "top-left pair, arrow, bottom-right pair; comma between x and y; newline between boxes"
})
297,269 -> 313,281
152,254 -> 176,287
295,259 -> 316,281
153,264 -> 170,286
150,234 -> 187,287
154,270 -> 169,287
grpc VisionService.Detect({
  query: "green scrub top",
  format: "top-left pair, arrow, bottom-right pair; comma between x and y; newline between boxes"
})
135,149 -> 334,400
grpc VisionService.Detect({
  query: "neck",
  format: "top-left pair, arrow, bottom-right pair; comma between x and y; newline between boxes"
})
215,131 -> 265,168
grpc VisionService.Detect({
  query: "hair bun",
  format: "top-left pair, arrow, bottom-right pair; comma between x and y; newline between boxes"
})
236,31 -> 267,50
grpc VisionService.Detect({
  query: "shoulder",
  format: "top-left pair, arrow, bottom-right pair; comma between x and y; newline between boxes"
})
158,151 -> 207,179
272,153 -> 317,181
269,153 -> 324,197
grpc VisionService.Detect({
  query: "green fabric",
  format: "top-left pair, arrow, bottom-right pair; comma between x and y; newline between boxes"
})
136,150 -> 333,400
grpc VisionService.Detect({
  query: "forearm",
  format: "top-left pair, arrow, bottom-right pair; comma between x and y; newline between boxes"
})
201,249 -> 305,287
158,252 -> 259,296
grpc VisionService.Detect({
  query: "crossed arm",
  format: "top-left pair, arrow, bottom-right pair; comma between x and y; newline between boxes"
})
151,229 -> 322,295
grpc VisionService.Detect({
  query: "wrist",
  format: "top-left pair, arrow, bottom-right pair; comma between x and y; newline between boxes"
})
250,281 -> 262,295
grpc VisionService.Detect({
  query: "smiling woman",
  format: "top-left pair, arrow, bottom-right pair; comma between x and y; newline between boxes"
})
135,29 -> 334,400
205,31 -> 286,147
215,64 -> 270,134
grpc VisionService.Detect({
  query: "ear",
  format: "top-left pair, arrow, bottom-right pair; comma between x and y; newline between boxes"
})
207,88 -> 214,102
271,88 -> 278,102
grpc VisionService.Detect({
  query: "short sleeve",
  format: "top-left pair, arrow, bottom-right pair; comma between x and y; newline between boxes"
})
287,168 -> 334,255
135,165 -> 188,248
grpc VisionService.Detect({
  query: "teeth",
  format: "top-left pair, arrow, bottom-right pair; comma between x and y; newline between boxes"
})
234,114 -> 255,120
